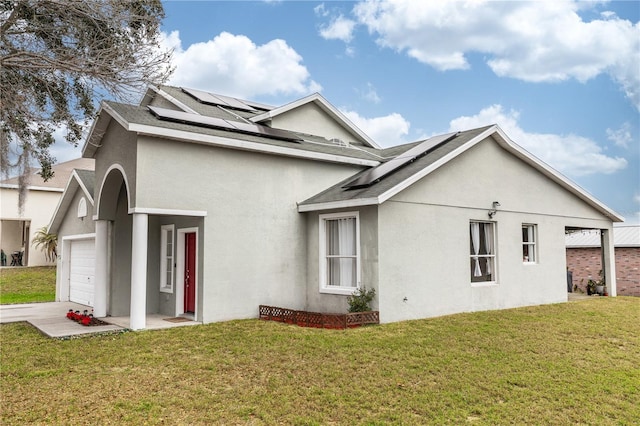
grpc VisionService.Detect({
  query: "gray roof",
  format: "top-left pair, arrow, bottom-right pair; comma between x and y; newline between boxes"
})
566,226 -> 640,248
48,169 -> 96,234
299,126 -> 492,207
0,158 -> 94,190
152,86 -> 269,120
104,101 -> 385,164
74,169 -> 95,198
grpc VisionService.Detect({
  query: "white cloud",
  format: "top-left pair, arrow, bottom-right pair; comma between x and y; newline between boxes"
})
319,14 -> 357,43
161,31 -> 321,99
606,122 -> 633,149
314,3 -> 329,18
341,109 -> 410,147
361,83 -> 381,104
447,104 -> 627,177
352,0 -> 640,109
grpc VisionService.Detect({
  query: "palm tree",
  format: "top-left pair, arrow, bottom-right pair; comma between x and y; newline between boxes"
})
32,227 -> 57,262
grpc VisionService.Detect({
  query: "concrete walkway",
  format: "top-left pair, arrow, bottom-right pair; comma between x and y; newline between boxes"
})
0,301 -> 200,338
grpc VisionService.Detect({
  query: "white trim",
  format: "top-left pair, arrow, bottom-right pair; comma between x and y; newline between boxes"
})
48,169 -> 95,233
131,123 -> 380,167
77,197 -> 88,218
0,183 -> 63,192
377,127 -> 493,205
299,125 -> 624,223
62,233 -> 96,241
128,207 -> 208,217
82,103 -> 379,167
490,126 -> 623,222
95,164 -> 131,220
470,220 -> 497,285
57,233 -> 97,304
318,211 -> 361,296
147,86 -> 199,114
298,198 -> 380,213
175,227 -> 199,319
159,224 -> 175,294
522,223 -> 538,264
250,93 -> 380,149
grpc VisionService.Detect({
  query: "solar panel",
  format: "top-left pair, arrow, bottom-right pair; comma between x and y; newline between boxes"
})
342,132 -> 459,189
182,88 -> 257,112
148,106 -> 301,143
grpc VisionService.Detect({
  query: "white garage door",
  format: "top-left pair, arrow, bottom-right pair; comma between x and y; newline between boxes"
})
69,239 -> 95,306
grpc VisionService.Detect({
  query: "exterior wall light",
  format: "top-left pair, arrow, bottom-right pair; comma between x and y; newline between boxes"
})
488,201 -> 500,219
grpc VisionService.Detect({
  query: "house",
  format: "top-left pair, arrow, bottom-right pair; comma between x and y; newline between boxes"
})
566,226 -> 639,296
49,85 -> 623,330
0,158 -> 94,266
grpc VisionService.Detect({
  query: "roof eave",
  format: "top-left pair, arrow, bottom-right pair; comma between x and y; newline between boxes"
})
81,102 -> 118,158
48,170 -> 94,234
250,93 -> 381,149
490,126 -> 625,223
297,197 -> 380,213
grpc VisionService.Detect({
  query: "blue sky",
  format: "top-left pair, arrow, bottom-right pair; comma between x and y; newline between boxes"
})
52,0 -> 640,223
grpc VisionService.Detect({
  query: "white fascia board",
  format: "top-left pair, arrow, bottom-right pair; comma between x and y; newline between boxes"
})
0,183 -> 63,192
74,172 -> 95,205
377,126 -> 496,204
49,171 -> 95,234
491,126 -> 625,222
250,93 -> 381,149
148,86 -> 199,114
128,207 -> 207,217
81,102 -> 116,158
130,123 -> 380,167
48,176 -> 79,234
297,197 -> 380,213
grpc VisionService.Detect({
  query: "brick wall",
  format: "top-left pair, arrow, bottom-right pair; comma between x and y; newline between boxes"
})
566,247 -> 640,296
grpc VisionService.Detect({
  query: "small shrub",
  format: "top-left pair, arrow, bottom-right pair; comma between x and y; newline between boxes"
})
347,286 -> 376,313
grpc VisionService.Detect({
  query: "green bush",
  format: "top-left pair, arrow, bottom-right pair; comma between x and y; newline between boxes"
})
347,286 -> 376,312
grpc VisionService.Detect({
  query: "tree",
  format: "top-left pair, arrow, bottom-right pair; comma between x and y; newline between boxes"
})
31,226 -> 57,262
0,0 -> 173,205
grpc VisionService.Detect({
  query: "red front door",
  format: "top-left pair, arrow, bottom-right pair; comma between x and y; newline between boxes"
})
184,232 -> 196,313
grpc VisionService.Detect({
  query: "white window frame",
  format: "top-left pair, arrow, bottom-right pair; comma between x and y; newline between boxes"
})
470,221 -> 497,285
319,211 -> 360,295
522,224 -> 537,264
160,224 -> 175,293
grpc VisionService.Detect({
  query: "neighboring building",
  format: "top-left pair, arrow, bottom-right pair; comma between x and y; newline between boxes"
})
50,85 -> 622,330
0,158 -> 94,266
566,226 -> 640,296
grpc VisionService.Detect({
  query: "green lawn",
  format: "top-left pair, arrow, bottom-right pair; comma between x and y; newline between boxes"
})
1,297 -> 638,425
0,266 -> 56,304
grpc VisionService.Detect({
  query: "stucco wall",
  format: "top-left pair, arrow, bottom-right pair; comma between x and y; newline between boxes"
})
135,137 -> 364,323
566,247 -> 640,296
55,189 -> 95,238
0,187 -> 62,266
93,121 -> 138,219
110,184 -> 132,316
148,215 -> 204,317
376,137 -> 613,323
304,206 -> 379,313
270,103 -> 362,145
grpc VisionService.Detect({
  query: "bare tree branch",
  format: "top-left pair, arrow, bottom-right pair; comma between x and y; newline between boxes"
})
0,0 -> 173,208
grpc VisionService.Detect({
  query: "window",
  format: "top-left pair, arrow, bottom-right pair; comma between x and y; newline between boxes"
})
319,212 -> 360,294
522,224 -> 537,263
470,221 -> 495,283
160,225 -> 175,293
77,197 -> 87,218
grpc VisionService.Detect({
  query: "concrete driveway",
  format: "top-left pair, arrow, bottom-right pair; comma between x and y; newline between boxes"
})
1,301 -> 200,338
0,301 -> 123,338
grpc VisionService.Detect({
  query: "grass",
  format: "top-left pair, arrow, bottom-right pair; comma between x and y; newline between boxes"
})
0,266 -> 56,304
1,297 -> 639,424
